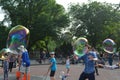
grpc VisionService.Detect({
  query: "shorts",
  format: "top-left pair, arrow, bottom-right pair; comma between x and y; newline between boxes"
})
20,65 -> 30,73
50,71 -> 56,77
66,65 -> 70,69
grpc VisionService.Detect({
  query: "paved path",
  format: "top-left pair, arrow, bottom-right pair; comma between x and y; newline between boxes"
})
0,64 -> 120,80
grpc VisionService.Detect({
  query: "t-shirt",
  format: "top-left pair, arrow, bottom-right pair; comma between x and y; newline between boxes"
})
78,52 -> 98,73
50,58 -> 57,71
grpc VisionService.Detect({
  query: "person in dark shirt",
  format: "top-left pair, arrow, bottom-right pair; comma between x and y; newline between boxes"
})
9,54 -> 16,72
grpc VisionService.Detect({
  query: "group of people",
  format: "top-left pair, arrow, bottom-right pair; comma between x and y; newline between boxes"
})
45,44 -> 99,80
2,43 -> 120,80
2,45 -> 30,80
45,44 -> 120,80
1,41 -> 100,80
2,53 -> 16,80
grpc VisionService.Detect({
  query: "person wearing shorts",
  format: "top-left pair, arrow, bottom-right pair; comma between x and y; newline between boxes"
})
18,45 -> 30,80
46,52 -> 57,80
66,56 -> 70,74
50,71 -> 55,77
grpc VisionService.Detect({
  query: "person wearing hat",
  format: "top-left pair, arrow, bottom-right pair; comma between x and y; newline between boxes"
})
46,52 -> 57,80
17,45 -> 30,80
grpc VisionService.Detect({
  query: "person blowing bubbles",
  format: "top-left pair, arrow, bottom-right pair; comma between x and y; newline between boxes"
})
74,44 -> 98,80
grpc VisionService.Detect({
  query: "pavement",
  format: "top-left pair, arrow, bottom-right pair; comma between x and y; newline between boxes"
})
0,60 -> 119,80
0,64 -> 120,80
0,74 -> 50,80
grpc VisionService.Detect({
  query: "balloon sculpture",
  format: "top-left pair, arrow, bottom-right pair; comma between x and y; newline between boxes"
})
103,38 -> 116,54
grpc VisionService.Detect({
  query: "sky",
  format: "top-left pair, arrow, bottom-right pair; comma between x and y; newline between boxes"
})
0,0 -> 120,21
56,0 -> 120,9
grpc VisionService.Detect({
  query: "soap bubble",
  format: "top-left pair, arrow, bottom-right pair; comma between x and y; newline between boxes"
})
73,37 -> 88,56
103,38 -> 116,54
6,25 -> 30,54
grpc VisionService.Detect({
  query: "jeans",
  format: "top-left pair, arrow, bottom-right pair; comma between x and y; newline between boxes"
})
79,72 -> 95,80
4,71 -> 8,80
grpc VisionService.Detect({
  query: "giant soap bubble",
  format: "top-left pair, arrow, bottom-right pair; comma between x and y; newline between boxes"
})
103,38 -> 116,54
73,37 -> 88,56
6,25 -> 30,54
0,48 -> 12,60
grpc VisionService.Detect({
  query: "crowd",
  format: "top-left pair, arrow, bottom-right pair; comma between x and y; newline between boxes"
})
1,44 -> 120,80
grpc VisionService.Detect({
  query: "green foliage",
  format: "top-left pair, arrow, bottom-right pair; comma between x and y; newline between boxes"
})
1,0 -> 120,54
68,1 -> 120,49
76,44 -> 84,53
47,39 -> 56,52
31,36 -> 56,52
0,26 -> 9,49
0,0 -> 69,50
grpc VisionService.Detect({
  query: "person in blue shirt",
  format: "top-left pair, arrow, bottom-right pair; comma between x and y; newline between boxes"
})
46,52 -> 57,80
75,44 -> 98,80
17,45 -> 30,80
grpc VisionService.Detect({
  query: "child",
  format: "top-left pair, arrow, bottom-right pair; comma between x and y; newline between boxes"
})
59,71 -> 67,80
3,53 -> 9,80
60,56 -> 70,80
46,52 -> 57,80
66,56 -> 70,75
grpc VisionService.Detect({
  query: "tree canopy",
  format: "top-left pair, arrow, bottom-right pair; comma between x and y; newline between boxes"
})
0,0 -> 70,50
68,1 -> 120,49
0,1 -> 120,56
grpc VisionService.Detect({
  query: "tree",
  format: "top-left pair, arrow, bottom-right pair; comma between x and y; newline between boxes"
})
0,25 -> 9,49
68,1 -> 120,48
0,0 -> 70,50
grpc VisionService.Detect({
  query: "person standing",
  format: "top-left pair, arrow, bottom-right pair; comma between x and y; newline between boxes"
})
3,53 -> 9,80
46,52 -> 57,80
9,54 -> 16,72
75,44 -> 98,80
66,56 -> 70,75
91,47 -> 99,75
16,55 -> 22,80
17,45 -> 30,80
108,53 -> 114,66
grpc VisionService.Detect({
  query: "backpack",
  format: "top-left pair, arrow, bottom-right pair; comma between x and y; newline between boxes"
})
22,51 -> 30,67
